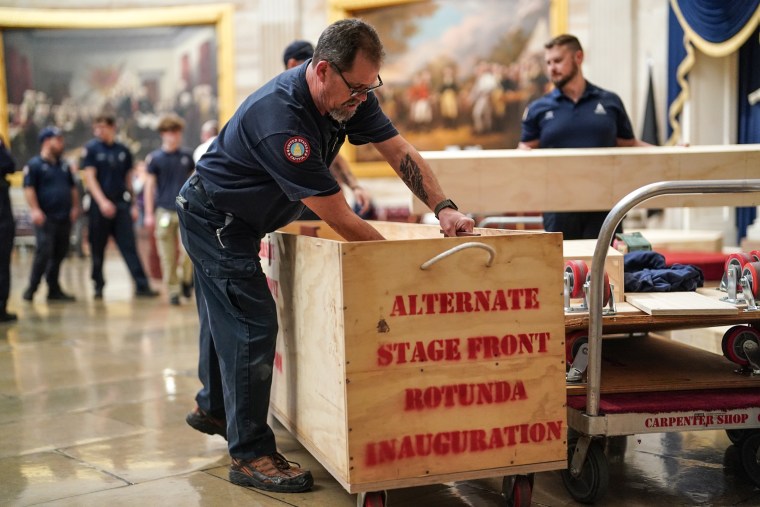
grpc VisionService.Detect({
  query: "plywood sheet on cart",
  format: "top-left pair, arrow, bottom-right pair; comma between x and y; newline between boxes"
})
625,292 -> 739,316
567,334 -> 760,395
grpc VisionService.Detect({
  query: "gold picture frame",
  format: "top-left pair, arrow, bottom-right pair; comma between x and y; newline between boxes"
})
0,3 -> 235,160
329,0 -> 567,177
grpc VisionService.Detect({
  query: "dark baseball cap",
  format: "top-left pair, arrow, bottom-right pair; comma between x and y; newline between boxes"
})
283,40 -> 314,68
38,126 -> 62,144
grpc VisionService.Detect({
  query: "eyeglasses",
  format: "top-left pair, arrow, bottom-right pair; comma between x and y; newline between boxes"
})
330,62 -> 383,98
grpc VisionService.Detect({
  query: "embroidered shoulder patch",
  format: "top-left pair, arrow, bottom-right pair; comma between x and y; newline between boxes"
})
284,136 -> 310,163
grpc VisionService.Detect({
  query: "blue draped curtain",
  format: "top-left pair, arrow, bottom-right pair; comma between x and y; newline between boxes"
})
667,0 -> 760,144
737,26 -> 760,242
667,0 -> 760,241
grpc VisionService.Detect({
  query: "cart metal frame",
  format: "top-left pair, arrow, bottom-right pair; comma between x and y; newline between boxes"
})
566,179 -> 760,502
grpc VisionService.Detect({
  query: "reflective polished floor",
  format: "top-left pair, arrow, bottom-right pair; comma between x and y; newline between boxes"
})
1,252 -> 759,506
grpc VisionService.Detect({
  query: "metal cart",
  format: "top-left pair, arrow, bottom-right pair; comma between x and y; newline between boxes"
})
563,179 -> 760,503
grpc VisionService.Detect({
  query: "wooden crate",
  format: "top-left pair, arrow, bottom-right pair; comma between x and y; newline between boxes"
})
262,221 -> 567,493
563,240 -> 625,305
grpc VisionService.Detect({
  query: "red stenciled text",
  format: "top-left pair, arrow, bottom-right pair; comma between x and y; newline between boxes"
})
389,288 -> 540,317
377,332 -> 551,366
365,421 -> 563,466
266,276 -> 279,297
259,240 -> 275,261
274,351 -> 283,374
405,380 -> 527,411
645,412 -> 749,428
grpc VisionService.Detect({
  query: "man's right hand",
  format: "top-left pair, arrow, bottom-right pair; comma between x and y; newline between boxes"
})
98,199 -> 117,219
30,208 -> 46,226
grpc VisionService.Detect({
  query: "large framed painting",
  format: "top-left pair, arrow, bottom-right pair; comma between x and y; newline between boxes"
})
329,0 -> 567,176
0,5 -> 234,167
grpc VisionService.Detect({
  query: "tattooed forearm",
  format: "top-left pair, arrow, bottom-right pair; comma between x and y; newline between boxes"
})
399,154 -> 428,203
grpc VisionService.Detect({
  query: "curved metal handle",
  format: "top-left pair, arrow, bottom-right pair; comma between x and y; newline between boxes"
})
420,242 -> 496,270
585,179 -> 760,417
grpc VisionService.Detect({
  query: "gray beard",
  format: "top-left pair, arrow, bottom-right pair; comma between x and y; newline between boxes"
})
329,108 -> 356,123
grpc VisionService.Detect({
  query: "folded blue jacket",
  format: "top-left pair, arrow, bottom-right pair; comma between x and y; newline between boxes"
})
623,250 -> 704,292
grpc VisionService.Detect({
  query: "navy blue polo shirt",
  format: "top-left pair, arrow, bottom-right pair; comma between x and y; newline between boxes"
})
520,81 -> 634,148
146,148 -> 194,210
197,60 -> 398,234
23,155 -> 75,221
81,139 -> 133,201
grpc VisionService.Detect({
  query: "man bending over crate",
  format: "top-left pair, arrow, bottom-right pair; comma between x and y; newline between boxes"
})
177,18 -> 474,493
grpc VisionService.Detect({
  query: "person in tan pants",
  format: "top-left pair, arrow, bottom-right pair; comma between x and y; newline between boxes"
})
144,114 -> 195,305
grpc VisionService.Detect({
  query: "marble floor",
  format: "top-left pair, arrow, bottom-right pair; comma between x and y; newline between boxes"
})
1,251 -> 759,506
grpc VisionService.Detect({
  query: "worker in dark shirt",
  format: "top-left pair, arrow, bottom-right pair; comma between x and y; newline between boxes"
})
283,39 -> 374,219
0,136 -> 17,322
179,19 -> 473,494
519,34 -> 650,239
81,114 -> 158,300
144,114 -> 195,305
22,127 -> 79,302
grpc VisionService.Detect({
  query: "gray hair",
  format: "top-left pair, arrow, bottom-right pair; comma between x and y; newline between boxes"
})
313,19 -> 384,71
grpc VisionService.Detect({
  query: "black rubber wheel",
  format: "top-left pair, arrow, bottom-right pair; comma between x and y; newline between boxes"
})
726,428 -> 753,445
722,326 -> 760,366
740,432 -> 760,488
561,439 -> 610,504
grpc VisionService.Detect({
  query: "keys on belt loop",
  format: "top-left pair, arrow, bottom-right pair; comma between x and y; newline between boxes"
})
216,213 -> 234,248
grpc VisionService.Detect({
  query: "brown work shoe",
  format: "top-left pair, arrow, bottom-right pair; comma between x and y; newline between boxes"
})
229,453 -> 314,493
185,406 -> 227,439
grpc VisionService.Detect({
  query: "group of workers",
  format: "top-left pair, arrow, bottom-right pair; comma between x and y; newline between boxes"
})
0,19 -> 648,494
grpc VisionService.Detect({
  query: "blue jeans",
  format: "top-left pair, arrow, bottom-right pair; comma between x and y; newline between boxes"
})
177,175 -> 278,459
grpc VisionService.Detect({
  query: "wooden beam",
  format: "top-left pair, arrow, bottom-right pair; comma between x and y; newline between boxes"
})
413,144 -> 760,214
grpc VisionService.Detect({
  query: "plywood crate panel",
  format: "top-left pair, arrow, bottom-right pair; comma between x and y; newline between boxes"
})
263,221 -> 567,493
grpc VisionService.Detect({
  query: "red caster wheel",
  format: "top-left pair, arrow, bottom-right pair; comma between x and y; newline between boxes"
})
725,252 -> 752,277
742,261 -> 760,298
750,250 -> 760,262
722,326 -> 760,366
357,491 -> 387,507
502,474 -> 533,507
566,330 -> 589,363
565,260 -> 589,298
585,270 -> 611,307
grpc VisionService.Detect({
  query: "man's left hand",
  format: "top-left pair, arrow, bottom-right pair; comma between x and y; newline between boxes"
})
438,208 -> 475,237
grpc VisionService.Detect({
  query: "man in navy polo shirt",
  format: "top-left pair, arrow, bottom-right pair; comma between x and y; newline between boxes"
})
519,34 -> 650,239
22,127 -> 79,302
82,114 -> 158,300
144,114 -> 195,305
283,39 -> 373,218
179,19 -> 473,494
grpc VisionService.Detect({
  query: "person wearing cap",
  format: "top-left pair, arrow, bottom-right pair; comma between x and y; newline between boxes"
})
21,127 -> 79,303
0,136 -> 17,322
144,114 -> 195,305
284,39 -> 373,219
178,19 -> 472,494
81,114 -> 158,300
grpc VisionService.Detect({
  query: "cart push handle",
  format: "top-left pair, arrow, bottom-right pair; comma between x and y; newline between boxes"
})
586,179 -> 760,417
420,242 -> 496,270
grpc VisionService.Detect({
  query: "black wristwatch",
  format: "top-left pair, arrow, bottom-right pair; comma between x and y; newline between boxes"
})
434,198 -> 458,219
